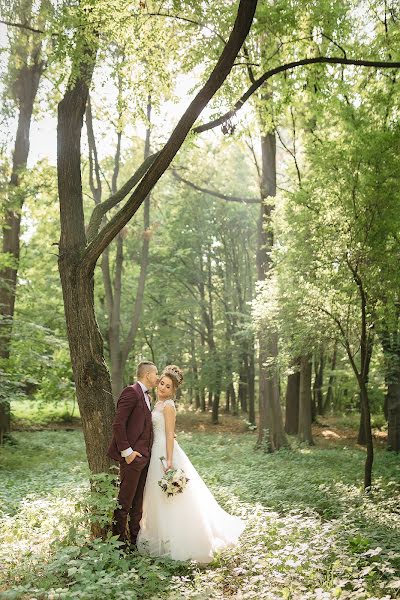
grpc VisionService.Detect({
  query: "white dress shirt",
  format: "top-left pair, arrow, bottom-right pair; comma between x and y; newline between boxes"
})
121,381 -> 152,458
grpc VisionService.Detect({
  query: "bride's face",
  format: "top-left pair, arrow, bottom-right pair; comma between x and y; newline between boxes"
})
157,376 -> 174,400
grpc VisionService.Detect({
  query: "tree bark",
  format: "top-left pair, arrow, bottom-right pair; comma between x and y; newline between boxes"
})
298,355 -> 314,444
0,17 -> 44,441
387,380 -> 400,452
323,342 -> 337,413
381,329 -> 400,452
357,398 -> 367,445
225,387 -> 230,412
212,391 -> 221,425
313,350 -> 324,416
0,22 -> 44,359
285,358 -> 300,435
57,38 -> 116,480
191,333 -> 201,410
247,342 -> 256,425
238,359 -> 248,413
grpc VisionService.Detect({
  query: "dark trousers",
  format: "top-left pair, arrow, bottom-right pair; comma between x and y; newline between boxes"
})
112,457 -> 149,544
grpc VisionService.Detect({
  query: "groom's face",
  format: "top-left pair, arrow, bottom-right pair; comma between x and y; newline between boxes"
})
145,366 -> 159,389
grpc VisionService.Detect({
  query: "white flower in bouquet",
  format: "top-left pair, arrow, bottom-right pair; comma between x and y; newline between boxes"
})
158,457 -> 190,497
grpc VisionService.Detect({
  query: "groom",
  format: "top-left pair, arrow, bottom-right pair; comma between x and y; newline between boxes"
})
107,360 -> 159,549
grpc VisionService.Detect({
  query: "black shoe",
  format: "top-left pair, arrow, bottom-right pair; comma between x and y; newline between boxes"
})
118,540 -> 130,554
122,542 -> 138,554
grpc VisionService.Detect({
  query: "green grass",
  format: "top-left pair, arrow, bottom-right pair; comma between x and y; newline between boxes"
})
330,412 -> 388,432
1,430 -> 399,599
10,399 -> 80,427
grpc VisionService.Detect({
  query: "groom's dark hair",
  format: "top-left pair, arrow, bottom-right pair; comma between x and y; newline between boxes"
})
137,361 -> 156,379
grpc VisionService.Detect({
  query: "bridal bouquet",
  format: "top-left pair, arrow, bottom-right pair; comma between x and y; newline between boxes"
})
158,457 -> 189,497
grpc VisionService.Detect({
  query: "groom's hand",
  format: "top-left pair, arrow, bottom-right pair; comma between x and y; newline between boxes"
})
125,451 -> 142,464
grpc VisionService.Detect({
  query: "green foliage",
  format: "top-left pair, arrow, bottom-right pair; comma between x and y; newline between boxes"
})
83,470 -> 120,528
252,22 -> 400,410
1,430 -> 399,599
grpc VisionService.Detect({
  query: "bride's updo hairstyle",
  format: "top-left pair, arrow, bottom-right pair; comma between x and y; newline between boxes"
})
161,364 -> 184,393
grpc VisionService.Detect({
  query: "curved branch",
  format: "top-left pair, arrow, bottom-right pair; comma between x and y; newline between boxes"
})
85,150 -> 161,242
243,43 -> 256,83
321,33 -> 347,58
81,0 -> 258,272
0,19 -> 45,34
318,306 -> 361,384
172,169 -> 259,204
144,12 -> 227,46
194,56 -> 400,133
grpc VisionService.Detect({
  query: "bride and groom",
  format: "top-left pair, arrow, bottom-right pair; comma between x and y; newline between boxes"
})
107,361 -> 245,563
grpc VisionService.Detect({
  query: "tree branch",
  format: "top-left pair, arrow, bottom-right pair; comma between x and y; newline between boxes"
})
144,12 -> 227,46
0,19 -> 45,34
319,305 -> 361,384
171,169 -> 259,204
194,56 -> 400,134
85,150 -> 161,243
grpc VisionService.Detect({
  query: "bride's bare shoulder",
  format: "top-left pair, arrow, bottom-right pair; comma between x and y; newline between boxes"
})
163,399 -> 176,410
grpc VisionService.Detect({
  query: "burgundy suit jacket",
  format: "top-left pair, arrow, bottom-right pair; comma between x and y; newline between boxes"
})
107,382 -> 153,463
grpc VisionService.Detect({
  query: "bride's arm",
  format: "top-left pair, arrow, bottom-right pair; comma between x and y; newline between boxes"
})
163,404 -> 176,470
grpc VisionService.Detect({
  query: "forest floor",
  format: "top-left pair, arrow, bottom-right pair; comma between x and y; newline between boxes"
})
1,409 -> 399,600
11,399 -> 388,447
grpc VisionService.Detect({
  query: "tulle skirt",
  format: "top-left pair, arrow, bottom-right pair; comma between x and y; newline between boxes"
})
137,438 -> 245,563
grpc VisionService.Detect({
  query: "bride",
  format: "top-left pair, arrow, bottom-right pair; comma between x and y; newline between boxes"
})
137,365 -> 245,563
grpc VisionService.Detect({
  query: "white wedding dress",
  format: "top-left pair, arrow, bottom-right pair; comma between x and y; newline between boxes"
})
137,400 -> 245,563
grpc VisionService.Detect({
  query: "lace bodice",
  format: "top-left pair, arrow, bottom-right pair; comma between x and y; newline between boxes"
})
151,399 -> 176,442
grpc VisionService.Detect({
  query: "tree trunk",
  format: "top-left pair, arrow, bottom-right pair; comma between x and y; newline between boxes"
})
298,355 -> 314,444
109,233 -> 124,397
59,261 -> 116,474
311,364 -> 317,424
323,342 -> 337,413
0,402 -> 10,445
225,385 -> 231,412
191,334 -> 201,410
285,359 -> 300,435
239,360 -> 248,412
387,380 -> 400,452
360,382 -> 373,488
231,379 -> 238,416
358,398 -> 367,445
200,388 -> 206,412
0,22 -> 44,441
0,28 -> 43,359
256,131 -> 286,451
247,343 -> 256,425
57,42 -> 115,481
212,391 -> 220,425
313,350 -> 324,417
381,330 -> 400,452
